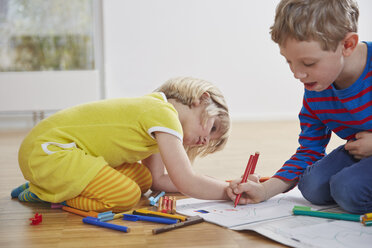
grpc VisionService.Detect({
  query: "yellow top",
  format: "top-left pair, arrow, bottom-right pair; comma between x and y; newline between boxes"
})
18,92 -> 183,202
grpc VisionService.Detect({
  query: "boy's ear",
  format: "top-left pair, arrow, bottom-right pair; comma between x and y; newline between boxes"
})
342,32 -> 358,57
193,92 -> 211,106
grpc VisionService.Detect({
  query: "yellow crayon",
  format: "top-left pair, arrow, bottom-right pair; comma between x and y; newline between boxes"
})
171,196 -> 177,214
158,196 -> 163,212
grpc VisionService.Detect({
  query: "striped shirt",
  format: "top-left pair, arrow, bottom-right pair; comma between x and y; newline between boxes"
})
274,41 -> 372,181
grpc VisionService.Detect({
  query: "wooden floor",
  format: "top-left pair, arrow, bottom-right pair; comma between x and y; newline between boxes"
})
0,121 -> 344,248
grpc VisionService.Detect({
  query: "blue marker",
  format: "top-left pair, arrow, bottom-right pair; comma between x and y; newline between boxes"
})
83,216 -> 130,233
123,214 -> 178,224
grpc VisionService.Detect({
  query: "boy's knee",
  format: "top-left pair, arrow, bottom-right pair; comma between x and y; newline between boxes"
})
330,172 -> 368,214
298,170 -> 333,205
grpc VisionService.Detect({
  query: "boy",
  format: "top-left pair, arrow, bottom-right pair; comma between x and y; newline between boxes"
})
227,0 -> 372,214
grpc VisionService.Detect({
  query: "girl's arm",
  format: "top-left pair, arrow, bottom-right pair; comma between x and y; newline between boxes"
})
142,153 -> 178,192
154,131 -> 229,200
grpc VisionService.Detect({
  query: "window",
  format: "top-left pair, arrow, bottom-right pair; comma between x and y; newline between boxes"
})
0,0 -> 103,127
0,0 -> 95,71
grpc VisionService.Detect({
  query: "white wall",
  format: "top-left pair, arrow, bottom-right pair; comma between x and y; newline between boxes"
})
103,0 -> 372,121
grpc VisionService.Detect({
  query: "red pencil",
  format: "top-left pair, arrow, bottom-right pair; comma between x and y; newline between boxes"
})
234,152 -> 260,208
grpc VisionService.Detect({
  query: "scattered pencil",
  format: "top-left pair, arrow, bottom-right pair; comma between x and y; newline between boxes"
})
152,216 -> 204,234
62,206 -> 98,218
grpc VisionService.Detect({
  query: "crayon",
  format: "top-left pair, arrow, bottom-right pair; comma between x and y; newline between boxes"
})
152,216 -> 204,234
171,196 -> 177,214
158,197 -> 163,212
162,196 -> 169,213
167,196 -> 172,214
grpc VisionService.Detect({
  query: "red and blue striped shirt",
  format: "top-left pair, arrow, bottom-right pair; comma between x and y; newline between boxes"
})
274,41 -> 372,181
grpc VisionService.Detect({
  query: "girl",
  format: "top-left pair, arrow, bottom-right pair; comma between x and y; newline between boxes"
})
12,77 -> 231,212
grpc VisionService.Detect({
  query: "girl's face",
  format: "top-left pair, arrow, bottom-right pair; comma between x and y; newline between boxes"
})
182,105 -> 222,147
279,38 -> 346,91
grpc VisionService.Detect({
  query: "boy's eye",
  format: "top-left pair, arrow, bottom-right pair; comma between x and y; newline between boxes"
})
303,62 -> 315,67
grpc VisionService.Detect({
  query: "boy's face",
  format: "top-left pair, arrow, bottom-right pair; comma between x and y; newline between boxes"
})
279,38 -> 344,91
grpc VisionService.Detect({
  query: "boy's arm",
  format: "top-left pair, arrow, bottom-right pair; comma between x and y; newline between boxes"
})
154,131 -> 229,200
273,98 -> 331,183
344,131 -> 372,159
142,153 -> 178,192
229,97 -> 331,204
227,177 -> 295,203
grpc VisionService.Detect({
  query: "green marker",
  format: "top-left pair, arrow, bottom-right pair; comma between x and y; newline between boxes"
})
292,205 -> 361,222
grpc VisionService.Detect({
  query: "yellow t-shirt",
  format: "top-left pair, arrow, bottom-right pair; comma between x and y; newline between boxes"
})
18,92 -> 183,202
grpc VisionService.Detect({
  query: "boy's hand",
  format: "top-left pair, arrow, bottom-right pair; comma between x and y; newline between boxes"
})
345,131 -> 372,160
226,176 -> 266,204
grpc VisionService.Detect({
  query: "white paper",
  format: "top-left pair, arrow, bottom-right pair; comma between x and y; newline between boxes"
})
176,187 -> 372,248
177,187 -> 329,228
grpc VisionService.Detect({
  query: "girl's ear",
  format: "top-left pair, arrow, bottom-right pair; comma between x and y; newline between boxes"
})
342,32 -> 358,57
193,92 -> 210,106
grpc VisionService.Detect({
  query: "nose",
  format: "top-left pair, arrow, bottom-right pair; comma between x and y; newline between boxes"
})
289,63 -> 307,80
292,66 -> 307,80
202,136 -> 210,145
294,71 -> 308,80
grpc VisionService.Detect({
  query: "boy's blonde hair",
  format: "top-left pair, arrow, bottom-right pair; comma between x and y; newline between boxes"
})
270,0 -> 359,51
155,77 -> 230,162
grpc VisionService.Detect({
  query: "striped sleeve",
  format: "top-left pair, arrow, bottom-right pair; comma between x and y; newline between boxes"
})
273,97 -> 331,182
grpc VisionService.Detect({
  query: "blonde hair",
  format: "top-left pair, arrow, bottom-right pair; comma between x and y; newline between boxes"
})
270,0 -> 359,51
155,77 -> 230,162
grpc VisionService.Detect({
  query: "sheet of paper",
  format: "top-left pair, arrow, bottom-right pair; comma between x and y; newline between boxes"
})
233,216 -> 372,248
177,187 -> 329,228
176,187 -> 372,248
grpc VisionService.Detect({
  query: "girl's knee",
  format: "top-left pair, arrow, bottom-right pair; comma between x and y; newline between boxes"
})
116,162 -> 152,193
101,183 -> 142,212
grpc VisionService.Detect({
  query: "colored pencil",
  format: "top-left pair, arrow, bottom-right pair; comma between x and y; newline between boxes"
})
152,216 -> 204,234
234,152 -> 260,208
62,206 -> 98,218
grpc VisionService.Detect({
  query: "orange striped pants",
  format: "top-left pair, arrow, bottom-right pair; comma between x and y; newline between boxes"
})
66,162 -> 152,213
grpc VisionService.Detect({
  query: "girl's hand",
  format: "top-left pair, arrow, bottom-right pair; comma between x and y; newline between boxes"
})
226,177 -> 267,204
345,131 -> 372,160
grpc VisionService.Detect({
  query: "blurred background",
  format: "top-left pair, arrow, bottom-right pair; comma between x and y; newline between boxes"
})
1,0 -> 372,129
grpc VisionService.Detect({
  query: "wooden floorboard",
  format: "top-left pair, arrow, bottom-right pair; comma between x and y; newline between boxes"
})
0,121 -> 344,248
